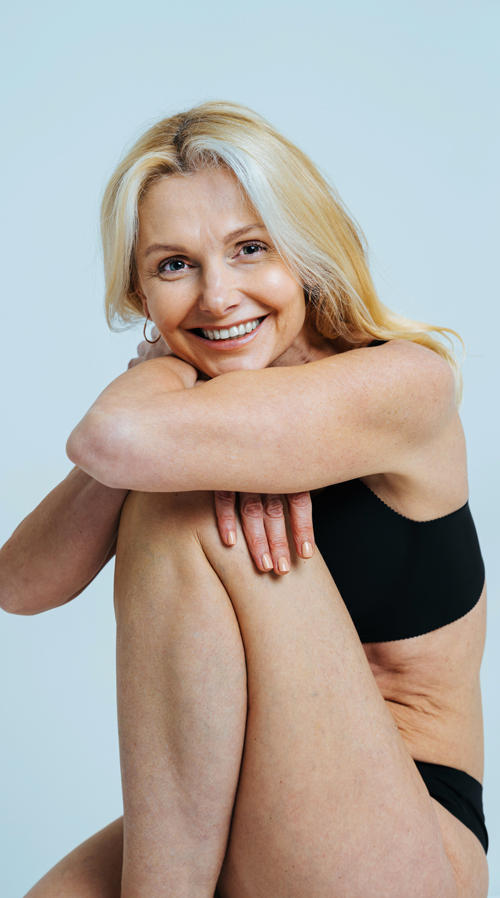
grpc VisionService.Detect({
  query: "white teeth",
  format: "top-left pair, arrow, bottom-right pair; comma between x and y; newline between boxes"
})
200,317 -> 262,340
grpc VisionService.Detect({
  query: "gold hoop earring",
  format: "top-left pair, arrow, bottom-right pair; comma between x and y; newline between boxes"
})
143,318 -> 161,344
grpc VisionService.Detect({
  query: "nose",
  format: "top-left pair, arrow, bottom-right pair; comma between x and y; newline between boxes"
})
198,262 -> 242,318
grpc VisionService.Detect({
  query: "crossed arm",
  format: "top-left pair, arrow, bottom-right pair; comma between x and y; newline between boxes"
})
0,339 -> 454,616
67,339 -> 451,493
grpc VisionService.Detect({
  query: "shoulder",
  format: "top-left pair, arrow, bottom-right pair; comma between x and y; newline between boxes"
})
332,338 -> 455,390
321,339 -> 457,437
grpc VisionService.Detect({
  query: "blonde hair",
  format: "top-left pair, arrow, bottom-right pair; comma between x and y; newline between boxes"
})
101,100 -> 463,401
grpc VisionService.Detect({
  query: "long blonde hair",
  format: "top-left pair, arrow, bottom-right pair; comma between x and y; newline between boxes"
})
101,100 -> 463,401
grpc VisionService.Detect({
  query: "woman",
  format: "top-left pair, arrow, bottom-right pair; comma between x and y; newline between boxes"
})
0,101 -> 488,897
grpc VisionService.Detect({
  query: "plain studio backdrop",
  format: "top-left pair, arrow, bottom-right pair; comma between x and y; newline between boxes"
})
0,0 -> 498,894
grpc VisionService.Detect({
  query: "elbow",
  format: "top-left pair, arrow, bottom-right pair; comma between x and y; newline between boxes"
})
65,417 -> 94,474
1,589 -> 64,616
0,584 -> 39,616
1,601 -> 38,616
66,411 -> 130,489
0,553 -> 32,615
0,589 -> 19,614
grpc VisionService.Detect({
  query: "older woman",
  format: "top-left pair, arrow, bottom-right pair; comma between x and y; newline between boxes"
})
0,102 -> 487,897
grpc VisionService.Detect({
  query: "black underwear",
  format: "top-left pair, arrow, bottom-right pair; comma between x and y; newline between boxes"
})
414,761 -> 488,853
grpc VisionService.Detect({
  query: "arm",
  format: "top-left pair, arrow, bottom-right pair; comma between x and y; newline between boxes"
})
0,355 -> 198,616
67,341 -> 457,494
0,467 -> 127,615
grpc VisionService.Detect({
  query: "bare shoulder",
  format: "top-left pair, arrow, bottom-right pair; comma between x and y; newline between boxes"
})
322,339 -> 457,436
362,338 -> 455,384
352,338 -> 455,396
349,341 -> 466,515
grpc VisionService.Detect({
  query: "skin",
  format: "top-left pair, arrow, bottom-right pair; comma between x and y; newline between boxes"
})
1,168 -> 488,896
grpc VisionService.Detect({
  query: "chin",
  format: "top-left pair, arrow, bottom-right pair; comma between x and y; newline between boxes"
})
211,359 -> 263,376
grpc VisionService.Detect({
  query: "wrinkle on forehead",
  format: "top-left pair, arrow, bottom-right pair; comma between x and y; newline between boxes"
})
138,167 -> 259,253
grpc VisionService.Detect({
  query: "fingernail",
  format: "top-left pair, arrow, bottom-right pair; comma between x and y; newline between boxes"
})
301,541 -> 314,558
278,556 -> 290,573
227,530 -> 236,546
262,553 -> 273,571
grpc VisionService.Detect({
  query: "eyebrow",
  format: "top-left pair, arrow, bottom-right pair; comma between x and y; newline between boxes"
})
142,223 -> 267,258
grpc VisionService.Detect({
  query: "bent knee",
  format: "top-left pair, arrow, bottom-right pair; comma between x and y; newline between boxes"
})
118,489 -> 216,545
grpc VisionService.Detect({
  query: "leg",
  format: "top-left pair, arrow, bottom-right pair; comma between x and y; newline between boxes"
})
138,491 -> 483,898
196,511 -> 487,898
22,489 -> 247,898
33,489 -> 486,897
114,491 -> 247,898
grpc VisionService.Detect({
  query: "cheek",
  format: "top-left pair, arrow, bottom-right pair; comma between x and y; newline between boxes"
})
147,288 -> 187,332
277,282 -> 306,323
265,269 -> 305,313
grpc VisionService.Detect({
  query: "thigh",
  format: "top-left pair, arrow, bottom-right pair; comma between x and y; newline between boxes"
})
432,800 -> 488,898
183,502 -> 488,898
24,818 -> 123,898
114,490 -> 247,898
111,491 -> 487,898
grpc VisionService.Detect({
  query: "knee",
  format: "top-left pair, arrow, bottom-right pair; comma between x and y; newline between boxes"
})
114,492 -> 218,621
117,489 -> 216,550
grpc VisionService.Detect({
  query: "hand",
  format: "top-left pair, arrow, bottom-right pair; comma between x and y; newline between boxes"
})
214,491 -> 315,574
128,327 -> 172,369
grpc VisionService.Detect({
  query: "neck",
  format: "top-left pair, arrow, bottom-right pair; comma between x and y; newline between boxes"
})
270,322 -> 338,368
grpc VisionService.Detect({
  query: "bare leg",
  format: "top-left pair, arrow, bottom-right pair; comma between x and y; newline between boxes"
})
114,489 -> 486,898
199,507 -> 487,898
24,488 -> 487,897
114,491 -> 247,898
22,490 -> 247,898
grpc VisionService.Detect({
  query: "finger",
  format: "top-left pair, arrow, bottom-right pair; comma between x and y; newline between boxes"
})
239,493 -> 273,572
262,494 -> 291,575
286,492 -> 315,559
214,491 -> 237,547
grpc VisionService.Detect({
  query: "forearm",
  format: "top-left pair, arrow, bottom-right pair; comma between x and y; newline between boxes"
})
67,355 -> 200,490
0,467 -> 128,615
66,342 -> 454,496
67,358 -> 340,493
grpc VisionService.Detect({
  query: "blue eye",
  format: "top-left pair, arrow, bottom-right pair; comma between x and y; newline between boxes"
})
241,243 -> 265,256
159,259 -> 186,273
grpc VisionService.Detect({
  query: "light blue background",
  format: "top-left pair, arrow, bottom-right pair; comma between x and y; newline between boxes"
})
0,0 -> 498,894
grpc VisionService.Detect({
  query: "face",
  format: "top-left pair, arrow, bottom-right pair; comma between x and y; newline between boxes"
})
135,168 -> 316,378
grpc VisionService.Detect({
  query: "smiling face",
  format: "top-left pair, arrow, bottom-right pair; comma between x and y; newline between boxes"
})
135,167 -> 330,378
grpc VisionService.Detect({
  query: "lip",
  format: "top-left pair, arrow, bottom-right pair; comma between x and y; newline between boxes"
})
186,315 -> 268,351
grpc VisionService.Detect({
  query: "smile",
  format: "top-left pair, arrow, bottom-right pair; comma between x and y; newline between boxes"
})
199,317 -> 264,341
188,316 -> 267,348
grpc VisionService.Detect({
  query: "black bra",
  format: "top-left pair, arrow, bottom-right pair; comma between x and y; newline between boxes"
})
312,338 -> 485,643
311,477 -> 484,643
